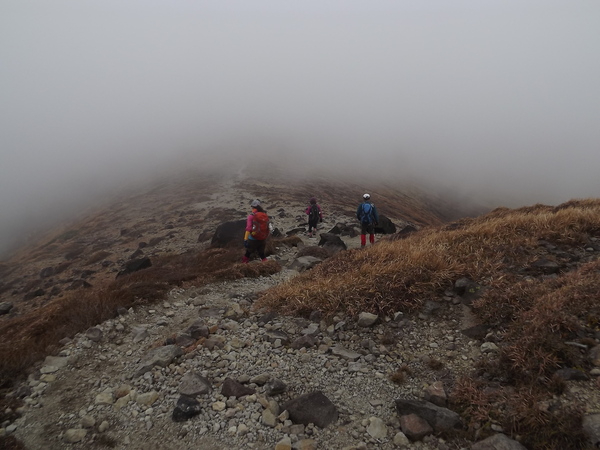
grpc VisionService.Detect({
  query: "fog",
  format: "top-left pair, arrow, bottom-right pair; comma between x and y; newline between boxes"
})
1,1 -> 600,257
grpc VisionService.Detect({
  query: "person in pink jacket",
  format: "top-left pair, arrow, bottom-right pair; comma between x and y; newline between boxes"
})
305,197 -> 323,238
242,199 -> 269,263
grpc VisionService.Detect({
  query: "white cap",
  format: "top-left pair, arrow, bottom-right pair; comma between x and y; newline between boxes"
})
363,193 -> 370,200
251,199 -> 261,207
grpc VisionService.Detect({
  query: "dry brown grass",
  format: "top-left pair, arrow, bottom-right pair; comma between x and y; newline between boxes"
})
256,200 -> 600,319
0,247 -> 280,387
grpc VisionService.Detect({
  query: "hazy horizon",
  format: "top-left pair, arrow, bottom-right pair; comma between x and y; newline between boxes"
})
1,1 -> 599,256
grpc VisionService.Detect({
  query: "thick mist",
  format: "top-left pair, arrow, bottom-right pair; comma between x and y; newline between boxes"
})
1,1 -> 600,257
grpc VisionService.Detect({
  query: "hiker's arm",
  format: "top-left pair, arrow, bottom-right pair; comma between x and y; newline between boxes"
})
244,215 -> 253,241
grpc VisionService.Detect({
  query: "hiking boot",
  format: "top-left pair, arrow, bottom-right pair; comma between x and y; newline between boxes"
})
261,258 -> 268,262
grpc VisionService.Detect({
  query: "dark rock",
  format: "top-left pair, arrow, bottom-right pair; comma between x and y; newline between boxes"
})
374,214 -> 397,234
40,267 -> 55,278
211,220 -> 247,248
129,249 -> 144,259
327,223 -> 358,238
286,227 -> 307,236
470,433 -> 527,450
24,288 -> 45,301
85,327 -> 103,342
271,228 -> 283,238
116,257 -> 152,278
138,242 -> 148,248
0,302 -> 14,315
461,324 -> 491,340
454,278 -> 484,306
149,236 -> 165,246
258,311 -> 278,325
282,391 -> 338,428
68,280 -> 92,290
175,333 -> 196,348
265,330 -> 291,346
530,258 -> 561,274
395,399 -> 462,432
289,256 -> 323,272
172,395 -> 202,422
397,224 -> 418,237
187,321 -> 210,339
291,335 -> 316,350
309,310 -> 322,322
554,368 -> 590,381
317,233 -> 347,253
265,379 -> 287,396
221,378 -> 255,398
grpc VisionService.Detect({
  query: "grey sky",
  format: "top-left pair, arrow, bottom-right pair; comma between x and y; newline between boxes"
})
1,1 -> 599,255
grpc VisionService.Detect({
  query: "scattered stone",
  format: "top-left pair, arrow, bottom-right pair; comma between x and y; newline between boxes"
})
85,327 -> 103,342
179,372 -> 211,396
64,428 -> 87,443
470,433 -> 527,449
282,391 -> 339,429
400,413 -> 433,441
357,312 -> 378,327
395,399 -> 462,432
424,381 -> 447,407
172,395 -> 202,422
0,302 -> 13,315
135,345 -> 183,377
366,416 -> 387,439
265,379 -> 287,396
221,378 -> 255,398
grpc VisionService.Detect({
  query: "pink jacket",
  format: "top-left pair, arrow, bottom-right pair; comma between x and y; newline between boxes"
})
305,204 -> 323,220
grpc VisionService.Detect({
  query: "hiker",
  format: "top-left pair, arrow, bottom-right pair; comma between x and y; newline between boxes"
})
305,197 -> 323,238
356,193 -> 379,247
242,199 -> 270,263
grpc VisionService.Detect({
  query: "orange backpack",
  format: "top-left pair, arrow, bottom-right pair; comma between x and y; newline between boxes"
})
251,212 -> 270,240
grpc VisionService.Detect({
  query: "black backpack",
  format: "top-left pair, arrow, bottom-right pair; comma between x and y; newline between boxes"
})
309,204 -> 320,222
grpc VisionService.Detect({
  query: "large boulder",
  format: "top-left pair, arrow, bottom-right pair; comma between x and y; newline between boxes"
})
374,214 -> 397,234
210,220 -> 247,248
327,223 -> 358,238
116,257 -> 152,279
318,233 -> 347,254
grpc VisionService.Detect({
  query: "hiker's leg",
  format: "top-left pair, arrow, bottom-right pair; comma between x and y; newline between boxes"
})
257,240 -> 267,260
368,224 -> 376,244
360,223 -> 368,247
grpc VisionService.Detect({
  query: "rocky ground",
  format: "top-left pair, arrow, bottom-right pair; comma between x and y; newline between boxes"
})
7,253 -> 485,450
3,172 -> 600,450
